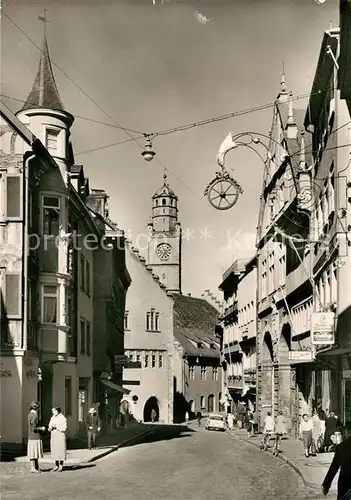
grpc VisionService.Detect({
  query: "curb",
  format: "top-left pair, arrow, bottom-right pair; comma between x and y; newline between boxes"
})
12,427 -> 154,465
229,431 -> 308,489
82,427 -> 154,464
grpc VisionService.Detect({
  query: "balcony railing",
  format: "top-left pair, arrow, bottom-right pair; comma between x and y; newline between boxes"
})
243,368 -> 256,386
223,301 -> 238,318
226,374 -> 243,389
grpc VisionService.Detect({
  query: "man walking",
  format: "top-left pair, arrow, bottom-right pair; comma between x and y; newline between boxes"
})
86,407 -> 101,450
322,421 -> 351,500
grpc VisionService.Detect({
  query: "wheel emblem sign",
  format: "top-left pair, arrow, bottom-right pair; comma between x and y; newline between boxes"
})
204,172 -> 243,211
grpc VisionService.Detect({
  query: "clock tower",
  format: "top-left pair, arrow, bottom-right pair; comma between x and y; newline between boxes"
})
147,173 -> 182,294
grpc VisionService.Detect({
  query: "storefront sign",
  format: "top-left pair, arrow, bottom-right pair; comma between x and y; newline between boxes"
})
311,312 -> 335,345
289,351 -> 314,362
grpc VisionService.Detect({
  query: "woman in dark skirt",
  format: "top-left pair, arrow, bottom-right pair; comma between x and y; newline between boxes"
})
27,401 -> 45,473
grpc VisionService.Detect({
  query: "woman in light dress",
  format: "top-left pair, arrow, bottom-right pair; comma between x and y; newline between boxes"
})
227,412 -> 234,430
48,405 -> 67,472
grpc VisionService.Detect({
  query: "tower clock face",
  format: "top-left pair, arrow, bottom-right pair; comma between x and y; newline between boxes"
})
156,243 -> 172,261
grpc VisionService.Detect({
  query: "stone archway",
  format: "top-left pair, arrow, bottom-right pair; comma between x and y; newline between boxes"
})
260,332 -> 275,423
207,394 -> 215,413
143,396 -> 159,422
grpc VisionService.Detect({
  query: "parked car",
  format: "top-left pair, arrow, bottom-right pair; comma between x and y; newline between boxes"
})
205,413 -> 226,432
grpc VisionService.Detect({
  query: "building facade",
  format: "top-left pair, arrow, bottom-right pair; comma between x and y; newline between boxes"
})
219,257 -> 257,415
255,7 -> 351,434
0,32 -> 129,446
172,292 -> 222,422
122,237 -> 174,424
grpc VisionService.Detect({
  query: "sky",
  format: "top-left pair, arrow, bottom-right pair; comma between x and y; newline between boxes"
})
1,0 -> 340,299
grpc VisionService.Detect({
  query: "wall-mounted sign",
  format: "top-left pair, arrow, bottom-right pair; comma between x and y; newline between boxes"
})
289,351 -> 314,362
311,312 -> 335,345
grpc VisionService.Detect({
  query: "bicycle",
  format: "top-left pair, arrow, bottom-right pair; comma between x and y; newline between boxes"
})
272,433 -> 283,456
260,431 -> 274,451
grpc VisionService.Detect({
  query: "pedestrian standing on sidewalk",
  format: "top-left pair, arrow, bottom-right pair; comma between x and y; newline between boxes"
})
151,409 -> 157,423
299,414 -> 313,458
319,410 -> 326,452
312,409 -> 322,453
27,401 -> 45,473
325,411 -> 338,452
86,407 -> 101,450
227,412 -> 234,431
48,406 -> 67,472
273,411 -> 287,456
322,421 -> 351,500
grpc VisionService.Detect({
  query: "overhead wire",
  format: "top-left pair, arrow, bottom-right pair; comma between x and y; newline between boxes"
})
2,12 -> 213,207
1,11 -> 143,136
3,11 -> 350,209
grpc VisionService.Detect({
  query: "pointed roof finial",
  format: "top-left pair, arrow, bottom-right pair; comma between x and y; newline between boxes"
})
163,168 -> 168,185
281,62 -> 287,93
21,11 -> 65,112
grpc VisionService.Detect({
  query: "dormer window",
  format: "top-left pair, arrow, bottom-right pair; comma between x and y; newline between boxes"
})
197,342 -> 203,349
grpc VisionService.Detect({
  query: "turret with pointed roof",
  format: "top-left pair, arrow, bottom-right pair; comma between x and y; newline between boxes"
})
17,23 -> 74,178
21,34 -> 65,113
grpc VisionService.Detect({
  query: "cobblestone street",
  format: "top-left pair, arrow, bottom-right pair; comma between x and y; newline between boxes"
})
1,425 -> 325,500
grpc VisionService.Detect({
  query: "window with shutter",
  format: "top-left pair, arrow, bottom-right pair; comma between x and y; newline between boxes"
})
6,177 -> 21,218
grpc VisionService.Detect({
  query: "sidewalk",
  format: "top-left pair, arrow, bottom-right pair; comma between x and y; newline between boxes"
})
229,429 -> 337,497
13,423 -> 153,465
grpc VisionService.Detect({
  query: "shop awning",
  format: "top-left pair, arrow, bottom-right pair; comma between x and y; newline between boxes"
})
99,379 -> 130,395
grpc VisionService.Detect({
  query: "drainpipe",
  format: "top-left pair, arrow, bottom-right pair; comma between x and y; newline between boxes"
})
22,151 -> 36,351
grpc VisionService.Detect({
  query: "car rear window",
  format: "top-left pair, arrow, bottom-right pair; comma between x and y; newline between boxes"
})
209,415 -> 223,421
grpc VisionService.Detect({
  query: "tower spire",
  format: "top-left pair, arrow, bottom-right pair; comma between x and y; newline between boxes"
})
281,62 -> 287,94
21,12 -> 64,112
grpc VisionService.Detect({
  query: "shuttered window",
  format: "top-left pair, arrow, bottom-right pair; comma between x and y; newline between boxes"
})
5,274 -> 20,316
6,177 -> 21,218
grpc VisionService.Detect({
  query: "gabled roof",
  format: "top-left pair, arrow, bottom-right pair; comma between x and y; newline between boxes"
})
173,294 -> 220,358
21,35 -> 64,112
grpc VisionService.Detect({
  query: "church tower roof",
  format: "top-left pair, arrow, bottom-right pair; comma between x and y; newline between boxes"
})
152,172 -> 177,199
21,33 -> 64,112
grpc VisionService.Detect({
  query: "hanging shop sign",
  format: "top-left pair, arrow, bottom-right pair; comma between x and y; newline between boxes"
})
289,351 -> 313,361
289,351 -> 314,362
311,312 -> 335,345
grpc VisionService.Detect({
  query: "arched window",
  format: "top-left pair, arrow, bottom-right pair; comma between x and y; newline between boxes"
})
200,395 -> 205,409
189,400 -> 195,413
208,394 -> 215,413
155,199 -> 159,206
162,198 -> 166,205
218,392 -> 222,412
